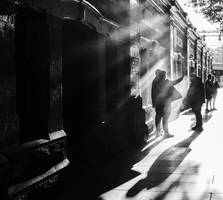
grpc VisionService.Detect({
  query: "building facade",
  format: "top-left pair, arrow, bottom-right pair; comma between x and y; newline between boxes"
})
199,30 -> 222,85
187,23 -> 197,79
170,1 -> 188,81
0,1 -> 215,199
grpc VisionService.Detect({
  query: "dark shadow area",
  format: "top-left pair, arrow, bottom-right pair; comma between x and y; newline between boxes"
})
47,130 -> 175,200
126,132 -> 200,198
49,151 -> 141,200
41,108 -> 206,200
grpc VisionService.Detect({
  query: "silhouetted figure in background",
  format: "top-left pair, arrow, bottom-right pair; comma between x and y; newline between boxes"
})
184,74 -> 205,132
151,70 -> 184,138
211,75 -> 219,110
205,74 -> 213,112
151,69 -> 162,135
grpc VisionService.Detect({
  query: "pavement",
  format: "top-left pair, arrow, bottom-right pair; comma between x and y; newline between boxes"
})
54,89 -> 223,200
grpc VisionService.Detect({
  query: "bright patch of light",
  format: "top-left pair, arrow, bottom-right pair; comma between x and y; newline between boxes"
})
130,0 -> 138,8
178,0 -> 218,31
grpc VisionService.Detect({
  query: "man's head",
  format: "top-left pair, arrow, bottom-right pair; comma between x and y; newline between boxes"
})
159,70 -> 166,80
190,73 -> 197,82
208,74 -> 212,80
155,69 -> 161,77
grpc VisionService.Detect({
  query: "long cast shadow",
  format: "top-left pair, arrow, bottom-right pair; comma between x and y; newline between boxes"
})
126,132 -> 200,198
133,131 -> 175,164
78,131 -> 181,200
152,163 -> 203,200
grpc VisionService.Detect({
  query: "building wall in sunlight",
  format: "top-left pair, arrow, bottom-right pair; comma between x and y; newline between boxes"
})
202,46 -> 207,82
187,25 -> 197,79
170,1 -> 188,81
196,39 -> 203,78
137,0 -> 190,107
136,0 -> 171,107
128,0 -> 172,134
135,0 -> 214,128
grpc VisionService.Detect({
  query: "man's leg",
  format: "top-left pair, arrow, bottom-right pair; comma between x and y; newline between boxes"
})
210,97 -> 213,110
163,105 -> 173,137
206,99 -> 209,112
213,95 -> 216,109
155,107 -> 162,135
192,105 -> 203,131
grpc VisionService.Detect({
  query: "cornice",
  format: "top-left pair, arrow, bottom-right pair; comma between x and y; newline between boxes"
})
143,0 -> 170,15
171,17 -> 187,35
170,0 -> 187,22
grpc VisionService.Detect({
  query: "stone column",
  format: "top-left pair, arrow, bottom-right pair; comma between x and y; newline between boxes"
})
47,15 -> 65,140
15,10 -> 65,142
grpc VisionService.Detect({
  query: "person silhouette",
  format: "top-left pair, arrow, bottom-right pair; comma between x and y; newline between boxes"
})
151,70 -> 184,137
205,74 -> 213,112
211,75 -> 219,110
184,74 -> 205,132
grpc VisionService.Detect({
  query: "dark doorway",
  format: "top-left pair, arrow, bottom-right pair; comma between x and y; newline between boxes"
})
62,20 -> 105,163
15,11 -> 50,142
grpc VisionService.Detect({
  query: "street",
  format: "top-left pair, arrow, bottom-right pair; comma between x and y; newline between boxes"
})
97,89 -> 223,200
1,1 -> 223,199
50,89 -> 223,200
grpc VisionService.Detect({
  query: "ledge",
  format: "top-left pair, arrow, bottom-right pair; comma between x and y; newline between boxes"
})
0,139 -> 49,156
8,158 -> 70,197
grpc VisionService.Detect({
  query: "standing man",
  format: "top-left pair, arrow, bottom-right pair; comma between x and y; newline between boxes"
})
205,74 -> 213,112
212,75 -> 219,110
184,74 -> 205,132
151,70 -> 184,138
151,69 -> 162,135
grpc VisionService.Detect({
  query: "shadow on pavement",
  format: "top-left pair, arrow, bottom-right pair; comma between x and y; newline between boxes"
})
126,132 -> 200,198
152,162 -> 207,200
47,131 -> 180,200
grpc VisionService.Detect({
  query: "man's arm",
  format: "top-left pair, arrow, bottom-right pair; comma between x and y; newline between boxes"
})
170,75 -> 184,86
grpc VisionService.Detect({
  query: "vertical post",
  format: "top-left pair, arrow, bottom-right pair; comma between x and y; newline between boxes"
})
195,39 -> 198,76
46,15 -> 64,139
170,22 -> 174,80
186,28 -> 190,87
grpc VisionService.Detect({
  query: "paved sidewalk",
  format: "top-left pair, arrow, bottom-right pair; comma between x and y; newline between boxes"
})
99,89 -> 223,200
